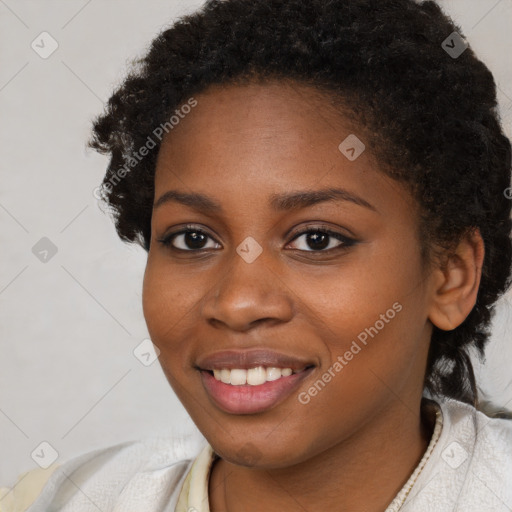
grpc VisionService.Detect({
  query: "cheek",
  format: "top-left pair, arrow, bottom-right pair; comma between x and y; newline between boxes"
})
297,238 -> 424,333
142,257 -> 198,349
294,239 -> 428,386
142,259 -> 203,394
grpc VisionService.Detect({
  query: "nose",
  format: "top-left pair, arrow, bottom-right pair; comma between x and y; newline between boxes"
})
200,249 -> 294,332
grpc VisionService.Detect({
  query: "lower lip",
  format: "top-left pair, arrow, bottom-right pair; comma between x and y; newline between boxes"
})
200,368 -> 314,414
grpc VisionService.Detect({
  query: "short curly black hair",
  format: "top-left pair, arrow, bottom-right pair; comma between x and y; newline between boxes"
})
89,0 -> 512,407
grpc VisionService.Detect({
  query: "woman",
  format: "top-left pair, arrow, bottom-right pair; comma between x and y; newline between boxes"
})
2,0 -> 511,510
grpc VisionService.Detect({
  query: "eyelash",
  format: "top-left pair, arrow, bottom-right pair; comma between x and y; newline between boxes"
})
157,223 -> 357,254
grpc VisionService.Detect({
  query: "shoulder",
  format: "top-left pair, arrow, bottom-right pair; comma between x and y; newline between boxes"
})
0,433 -> 205,512
440,397 -> 512,462
0,464 -> 61,512
438,398 -> 512,509
402,397 -> 512,511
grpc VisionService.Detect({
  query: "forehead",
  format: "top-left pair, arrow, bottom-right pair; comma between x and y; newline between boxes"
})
162,80 -> 350,141
153,80 -> 413,216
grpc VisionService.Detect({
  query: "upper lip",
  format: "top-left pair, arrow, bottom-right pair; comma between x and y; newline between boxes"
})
196,349 -> 315,371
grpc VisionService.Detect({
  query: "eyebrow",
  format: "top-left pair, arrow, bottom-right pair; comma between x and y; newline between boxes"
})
153,187 -> 377,214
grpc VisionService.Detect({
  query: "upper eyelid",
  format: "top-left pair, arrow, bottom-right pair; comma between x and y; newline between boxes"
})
163,224 -> 350,239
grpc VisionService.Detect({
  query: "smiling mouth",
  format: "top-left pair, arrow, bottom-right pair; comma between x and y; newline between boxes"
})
199,365 -> 316,414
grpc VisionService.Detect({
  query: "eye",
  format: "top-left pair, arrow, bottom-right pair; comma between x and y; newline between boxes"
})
157,224 -> 357,253
157,224 -> 220,251
287,226 -> 356,252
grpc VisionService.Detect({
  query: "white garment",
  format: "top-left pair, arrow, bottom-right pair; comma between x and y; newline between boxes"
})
1,397 -> 511,511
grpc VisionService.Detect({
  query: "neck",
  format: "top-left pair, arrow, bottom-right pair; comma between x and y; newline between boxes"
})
209,397 -> 436,512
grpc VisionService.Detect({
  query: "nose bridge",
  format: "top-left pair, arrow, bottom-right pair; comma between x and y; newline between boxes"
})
201,243 -> 293,330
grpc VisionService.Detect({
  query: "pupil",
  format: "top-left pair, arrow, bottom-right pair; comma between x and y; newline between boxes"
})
186,231 -> 206,249
308,232 -> 328,250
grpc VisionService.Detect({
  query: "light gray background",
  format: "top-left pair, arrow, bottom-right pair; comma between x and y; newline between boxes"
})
1,0 -> 511,485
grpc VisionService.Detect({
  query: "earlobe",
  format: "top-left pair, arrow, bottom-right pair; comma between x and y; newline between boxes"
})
427,228 -> 485,332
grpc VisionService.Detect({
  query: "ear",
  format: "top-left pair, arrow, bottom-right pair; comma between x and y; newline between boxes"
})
428,228 -> 485,331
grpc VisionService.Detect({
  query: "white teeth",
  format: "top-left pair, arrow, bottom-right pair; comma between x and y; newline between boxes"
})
247,367 -> 266,386
266,367 -> 282,381
211,366 -> 304,385
230,369 -> 247,385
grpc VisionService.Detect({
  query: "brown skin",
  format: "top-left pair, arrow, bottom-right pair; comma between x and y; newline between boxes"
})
142,81 -> 484,512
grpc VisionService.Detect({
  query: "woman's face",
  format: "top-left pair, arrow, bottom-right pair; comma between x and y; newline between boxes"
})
143,81 -> 437,468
